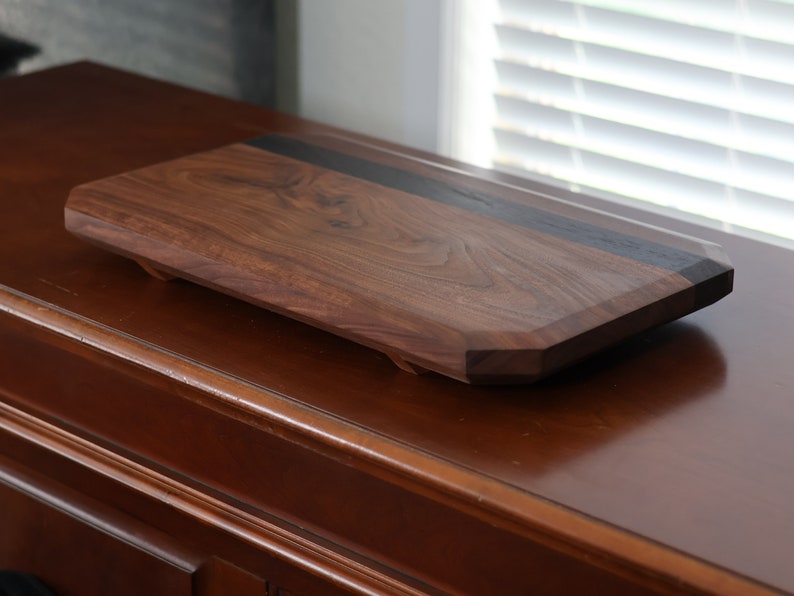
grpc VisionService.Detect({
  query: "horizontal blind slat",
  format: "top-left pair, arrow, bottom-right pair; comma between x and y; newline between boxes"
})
546,0 -> 794,46
493,85 -> 794,164
493,124 -> 794,203
493,150 -> 794,239
495,57 -> 794,127
495,20 -> 794,87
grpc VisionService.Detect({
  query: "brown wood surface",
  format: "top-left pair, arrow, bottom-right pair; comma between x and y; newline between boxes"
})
1,62 -> 794,594
0,469 -> 196,596
64,135 -> 731,383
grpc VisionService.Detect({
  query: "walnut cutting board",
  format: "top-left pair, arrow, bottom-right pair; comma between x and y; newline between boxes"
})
64,134 -> 733,384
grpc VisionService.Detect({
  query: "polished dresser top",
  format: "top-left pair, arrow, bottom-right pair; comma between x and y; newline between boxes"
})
1,62 -> 793,594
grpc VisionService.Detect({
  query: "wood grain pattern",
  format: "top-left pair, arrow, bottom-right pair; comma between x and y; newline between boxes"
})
65,135 -> 733,383
5,63 -> 793,595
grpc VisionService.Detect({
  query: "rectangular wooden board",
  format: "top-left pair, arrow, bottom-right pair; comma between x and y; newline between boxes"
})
64,133 -> 733,384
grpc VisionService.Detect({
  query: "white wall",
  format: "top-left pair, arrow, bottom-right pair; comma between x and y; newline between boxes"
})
297,0 -> 444,153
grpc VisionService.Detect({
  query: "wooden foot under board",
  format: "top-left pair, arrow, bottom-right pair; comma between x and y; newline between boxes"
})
386,352 -> 429,375
135,260 -> 176,282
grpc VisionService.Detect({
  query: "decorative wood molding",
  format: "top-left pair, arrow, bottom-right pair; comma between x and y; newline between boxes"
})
0,398 -> 429,595
0,286 -> 769,595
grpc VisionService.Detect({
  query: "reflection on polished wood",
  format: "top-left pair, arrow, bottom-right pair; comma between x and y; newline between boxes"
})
1,62 -> 794,594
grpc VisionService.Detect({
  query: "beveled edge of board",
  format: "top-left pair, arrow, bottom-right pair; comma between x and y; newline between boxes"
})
64,133 -> 734,384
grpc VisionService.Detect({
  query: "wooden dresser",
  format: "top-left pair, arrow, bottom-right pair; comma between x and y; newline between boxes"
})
1,62 -> 793,595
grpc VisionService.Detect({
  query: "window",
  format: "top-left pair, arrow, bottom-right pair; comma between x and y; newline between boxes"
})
444,0 -> 794,244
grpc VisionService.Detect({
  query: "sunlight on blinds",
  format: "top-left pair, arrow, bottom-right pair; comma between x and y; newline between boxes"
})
446,0 -> 794,242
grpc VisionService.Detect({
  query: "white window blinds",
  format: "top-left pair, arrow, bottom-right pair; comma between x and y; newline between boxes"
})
447,0 -> 794,243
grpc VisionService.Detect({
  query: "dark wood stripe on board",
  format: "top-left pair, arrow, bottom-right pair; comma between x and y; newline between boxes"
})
246,134 -> 729,286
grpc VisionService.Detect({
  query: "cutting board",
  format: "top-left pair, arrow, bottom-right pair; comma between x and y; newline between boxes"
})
64,134 -> 733,384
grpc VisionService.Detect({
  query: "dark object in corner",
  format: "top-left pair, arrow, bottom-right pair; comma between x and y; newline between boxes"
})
0,571 -> 56,596
0,34 -> 38,76
0,0 -> 276,106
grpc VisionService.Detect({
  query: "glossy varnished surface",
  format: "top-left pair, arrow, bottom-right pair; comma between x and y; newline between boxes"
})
2,63 -> 794,593
65,134 -> 731,383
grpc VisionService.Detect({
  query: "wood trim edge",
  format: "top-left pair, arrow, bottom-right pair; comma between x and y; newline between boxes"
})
0,285 -> 776,595
0,398 -> 431,596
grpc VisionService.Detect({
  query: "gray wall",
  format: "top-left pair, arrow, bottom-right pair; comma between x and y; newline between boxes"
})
1,0 -> 445,151
297,0 -> 444,153
0,0 -> 277,106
